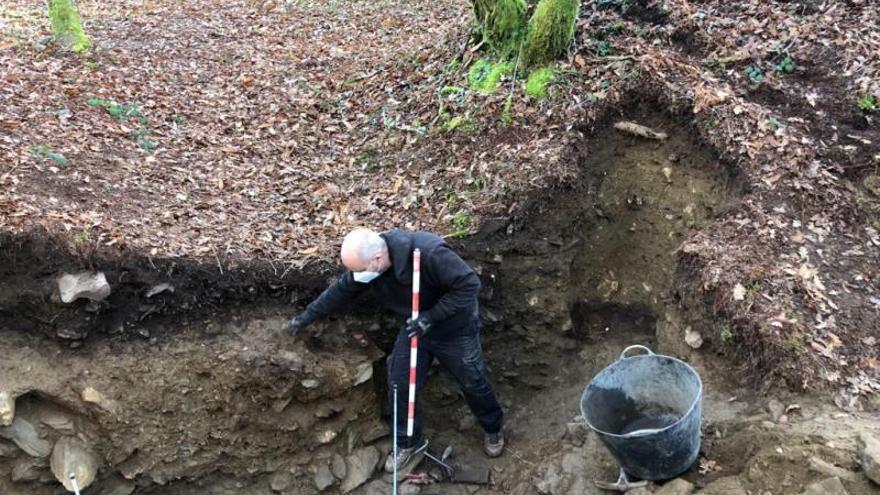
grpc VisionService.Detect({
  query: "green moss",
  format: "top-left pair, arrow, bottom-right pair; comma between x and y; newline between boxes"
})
525,68 -> 555,98
501,94 -> 514,125
47,0 -> 90,53
468,59 -> 514,94
523,0 -> 580,67
443,116 -> 477,134
473,0 -> 528,57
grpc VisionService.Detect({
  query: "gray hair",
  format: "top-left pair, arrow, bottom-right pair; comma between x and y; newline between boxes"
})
342,229 -> 386,263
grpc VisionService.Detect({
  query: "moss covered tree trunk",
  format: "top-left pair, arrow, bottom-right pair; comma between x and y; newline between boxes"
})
471,0 -> 580,67
471,0 -> 527,58
47,0 -> 91,53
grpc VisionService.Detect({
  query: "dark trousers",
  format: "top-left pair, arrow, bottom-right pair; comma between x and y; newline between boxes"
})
387,319 -> 503,448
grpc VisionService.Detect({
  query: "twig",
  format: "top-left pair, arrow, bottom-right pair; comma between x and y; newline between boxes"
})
509,40 -> 523,97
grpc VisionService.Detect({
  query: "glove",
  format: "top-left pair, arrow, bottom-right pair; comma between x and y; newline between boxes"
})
285,313 -> 312,337
404,315 -> 432,339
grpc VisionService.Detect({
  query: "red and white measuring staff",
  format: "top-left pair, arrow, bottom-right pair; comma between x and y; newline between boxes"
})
407,248 -> 421,437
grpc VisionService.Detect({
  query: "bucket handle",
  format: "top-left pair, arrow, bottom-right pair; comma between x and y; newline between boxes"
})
619,345 -> 654,360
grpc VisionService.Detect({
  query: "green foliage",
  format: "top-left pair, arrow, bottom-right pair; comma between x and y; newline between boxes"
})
30,144 -> 68,166
468,59 -> 514,94
47,0 -> 90,53
744,65 -> 764,84
472,0 -> 528,58
595,40 -> 614,56
88,98 -> 157,151
858,94 -> 877,112
774,54 -> 796,74
525,67 -> 554,98
451,210 -> 475,238
523,0 -> 581,67
87,98 -> 144,122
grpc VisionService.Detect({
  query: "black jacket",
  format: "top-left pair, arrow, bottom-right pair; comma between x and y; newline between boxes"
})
302,231 -> 480,338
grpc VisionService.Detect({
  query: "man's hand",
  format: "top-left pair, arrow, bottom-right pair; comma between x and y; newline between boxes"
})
285,314 -> 311,337
404,315 -> 432,339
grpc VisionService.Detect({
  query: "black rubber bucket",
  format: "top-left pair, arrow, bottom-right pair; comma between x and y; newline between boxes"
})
580,345 -> 702,481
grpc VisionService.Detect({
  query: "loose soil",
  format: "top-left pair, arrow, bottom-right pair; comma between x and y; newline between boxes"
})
3,110 -> 878,494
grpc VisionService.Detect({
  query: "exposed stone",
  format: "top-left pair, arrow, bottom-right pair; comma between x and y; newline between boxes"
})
330,453 -> 347,479
57,271 -> 111,303
98,475 -> 136,495
302,379 -> 320,389
800,477 -> 848,495
145,283 -> 174,298
316,429 -> 338,445
82,386 -> 119,414
0,416 -> 52,457
362,479 -> 393,495
0,391 -> 15,426
361,420 -> 390,444
313,462 -> 334,491
37,406 -> 75,434
767,399 -> 785,422
857,432 -> 880,484
57,326 -> 90,340
698,476 -> 747,495
51,436 -> 100,491
315,402 -> 342,419
535,465 -> 562,494
12,456 -> 48,482
684,327 -> 703,349
0,439 -> 20,457
340,446 -> 379,493
808,456 -> 859,482
270,471 -> 293,492
655,478 -> 695,495
353,362 -> 373,386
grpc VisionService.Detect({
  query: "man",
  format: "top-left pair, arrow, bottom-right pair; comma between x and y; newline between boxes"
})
286,228 -> 504,471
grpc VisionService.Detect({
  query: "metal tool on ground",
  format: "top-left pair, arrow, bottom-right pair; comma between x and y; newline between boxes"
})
392,384 -> 398,495
581,345 -> 703,491
407,248 -> 421,437
69,473 -> 81,495
594,468 -> 648,492
417,445 -> 490,485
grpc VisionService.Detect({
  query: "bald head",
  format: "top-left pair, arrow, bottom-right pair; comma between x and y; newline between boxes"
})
340,229 -> 389,273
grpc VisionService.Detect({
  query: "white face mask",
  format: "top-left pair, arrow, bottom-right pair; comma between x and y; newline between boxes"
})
352,258 -> 383,283
353,270 -> 381,284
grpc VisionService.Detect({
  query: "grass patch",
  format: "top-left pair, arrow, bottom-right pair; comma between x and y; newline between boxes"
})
525,68 -> 555,98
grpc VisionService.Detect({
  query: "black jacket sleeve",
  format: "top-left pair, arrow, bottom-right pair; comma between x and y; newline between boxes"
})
301,271 -> 369,323
423,244 -> 481,324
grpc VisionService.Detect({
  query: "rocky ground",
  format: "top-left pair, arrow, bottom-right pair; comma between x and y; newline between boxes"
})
1,0 -> 879,494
